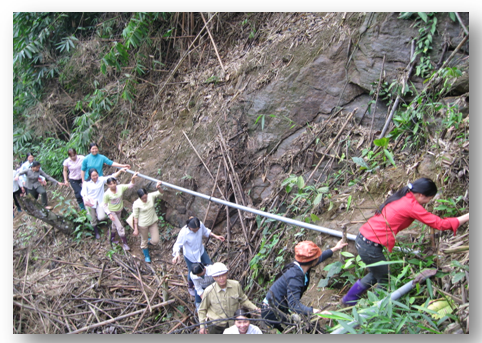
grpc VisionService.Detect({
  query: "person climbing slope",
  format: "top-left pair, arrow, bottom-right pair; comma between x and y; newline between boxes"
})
103,171 -> 138,250
190,263 -> 215,311
172,217 -> 225,296
198,262 -> 259,334
342,177 -> 470,305
17,152 -> 45,188
132,182 -> 163,262
15,161 -> 65,210
261,239 -> 347,332
81,168 -> 126,239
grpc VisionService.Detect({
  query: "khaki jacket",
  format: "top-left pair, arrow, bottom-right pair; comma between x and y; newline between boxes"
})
198,279 -> 257,328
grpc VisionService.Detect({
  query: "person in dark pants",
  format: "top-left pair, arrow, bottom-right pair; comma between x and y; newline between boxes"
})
172,217 -> 225,296
190,263 -> 215,311
261,239 -> 347,332
342,178 -> 470,305
63,148 -> 85,210
13,169 -> 23,214
15,161 -> 64,209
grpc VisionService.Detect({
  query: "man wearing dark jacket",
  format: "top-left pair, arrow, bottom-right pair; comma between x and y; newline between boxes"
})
261,239 -> 347,332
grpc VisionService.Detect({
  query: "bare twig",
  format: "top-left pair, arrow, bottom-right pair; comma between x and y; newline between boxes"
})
66,300 -> 175,334
200,13 -> 225,74
454,12 -> 469,36
306,109 -> 356,183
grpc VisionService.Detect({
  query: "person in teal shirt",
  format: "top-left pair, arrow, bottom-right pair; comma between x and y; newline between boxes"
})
81,142 -> 131,181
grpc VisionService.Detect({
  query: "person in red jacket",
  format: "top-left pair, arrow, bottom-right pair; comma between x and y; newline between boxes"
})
342,177 -> 470,305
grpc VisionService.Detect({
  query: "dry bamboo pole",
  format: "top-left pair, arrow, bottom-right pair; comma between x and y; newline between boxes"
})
66,300 -> 175,334
167,314 -> 190,334
224,165 -> 232,245
420,34 -> 469,94
455,12 -> 469,35
218,141 -> 252,255
134,259 -> 152,313
339,225 -> 347,262
157,13 -> 217,96
131,287 -> 159,333
442,246 -> 469,254
369,54 -> 385,143
216,124 -> 247,206
203,160 -> 222,224
306,109 -> 356,183
200,12 -> 225,74
182,130 -> 227,201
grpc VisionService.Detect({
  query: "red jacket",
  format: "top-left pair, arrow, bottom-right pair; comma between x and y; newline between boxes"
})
359,192 -> 459,252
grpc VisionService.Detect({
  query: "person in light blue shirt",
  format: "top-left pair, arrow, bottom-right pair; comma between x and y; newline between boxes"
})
81,142 -> 130,181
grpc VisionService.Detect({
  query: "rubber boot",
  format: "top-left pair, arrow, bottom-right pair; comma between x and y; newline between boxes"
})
111,230 -> 119,244
121,236 -> 130,251
341,279 -> 369,305
148,238 -> 152,246
142,248 -> 151,263
79,202 -> 85,210
93,225 -> 101,240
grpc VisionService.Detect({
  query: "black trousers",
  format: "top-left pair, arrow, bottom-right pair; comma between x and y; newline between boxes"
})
13,189 -> 22,210
356,234 -> 389,287
69,179 -> 84,207
27,185 -> 48,207
261,304 -> 287,332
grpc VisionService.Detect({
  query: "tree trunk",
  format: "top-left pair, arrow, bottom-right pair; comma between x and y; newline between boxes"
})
17,195 -> 75,236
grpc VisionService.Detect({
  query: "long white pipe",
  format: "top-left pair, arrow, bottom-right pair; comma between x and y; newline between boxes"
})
330,273 -> 434,334
117,168 -> 357,241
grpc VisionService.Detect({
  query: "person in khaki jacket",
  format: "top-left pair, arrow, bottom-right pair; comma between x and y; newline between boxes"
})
198,262 -> 259,334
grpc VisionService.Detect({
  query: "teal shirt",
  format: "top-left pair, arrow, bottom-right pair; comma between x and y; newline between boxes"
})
81,153 -> 113,180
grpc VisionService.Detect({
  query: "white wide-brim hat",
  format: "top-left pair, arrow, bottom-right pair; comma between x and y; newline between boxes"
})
208,262 -> 229,277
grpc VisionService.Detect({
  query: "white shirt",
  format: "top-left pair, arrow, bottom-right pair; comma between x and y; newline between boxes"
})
190,265 -> 215,297
80,175 -> 111,209
172,222 -> 211,262
13,170 -> 21,192
223,324 -> 263,334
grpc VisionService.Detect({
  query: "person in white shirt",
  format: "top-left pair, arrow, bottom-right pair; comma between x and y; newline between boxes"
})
223,308 -> 263,334
190,263 -> 215,310
81,168 -> 126,239
13,169 -> 23,215
172,217 -> 225,296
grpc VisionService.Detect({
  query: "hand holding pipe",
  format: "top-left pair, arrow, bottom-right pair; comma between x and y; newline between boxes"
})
114,167 -> 357,241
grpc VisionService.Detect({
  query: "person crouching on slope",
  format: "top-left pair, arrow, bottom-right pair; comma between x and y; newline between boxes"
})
261,239 -> 347,332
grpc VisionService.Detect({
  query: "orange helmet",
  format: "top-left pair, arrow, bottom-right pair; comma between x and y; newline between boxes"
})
294,241 -> 321,263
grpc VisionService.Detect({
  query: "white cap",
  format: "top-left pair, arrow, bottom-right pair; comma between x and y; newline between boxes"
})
208,262 -> 229,277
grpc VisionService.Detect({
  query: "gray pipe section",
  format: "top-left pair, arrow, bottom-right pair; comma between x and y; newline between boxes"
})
118,168 -> 357,241
331,274 -> 433,334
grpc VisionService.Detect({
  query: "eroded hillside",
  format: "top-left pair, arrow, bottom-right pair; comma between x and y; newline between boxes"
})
13,12 -> 469,334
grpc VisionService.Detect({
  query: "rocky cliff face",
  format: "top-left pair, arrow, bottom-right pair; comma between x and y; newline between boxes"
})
126,12 -> 468,230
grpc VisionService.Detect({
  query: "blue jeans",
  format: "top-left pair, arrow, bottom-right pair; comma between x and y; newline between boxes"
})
356,233 -> 389,288
184,249 -> 212,303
